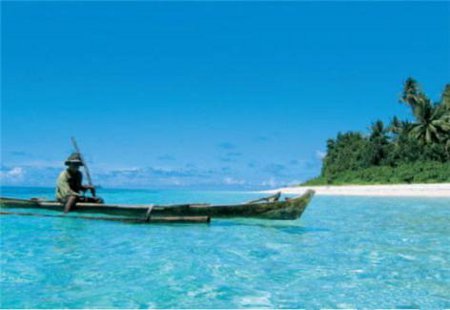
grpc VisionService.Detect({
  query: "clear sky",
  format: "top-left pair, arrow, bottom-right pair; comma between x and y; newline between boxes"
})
1,1 -> 449,189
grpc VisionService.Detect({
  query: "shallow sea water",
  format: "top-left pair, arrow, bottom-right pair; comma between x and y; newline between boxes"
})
1,187 -> 449,308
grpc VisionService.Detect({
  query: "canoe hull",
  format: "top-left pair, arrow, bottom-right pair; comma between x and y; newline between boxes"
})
0,190 -> 314,220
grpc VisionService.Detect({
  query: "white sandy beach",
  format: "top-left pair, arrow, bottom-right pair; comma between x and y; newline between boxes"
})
263,183 -> 450,197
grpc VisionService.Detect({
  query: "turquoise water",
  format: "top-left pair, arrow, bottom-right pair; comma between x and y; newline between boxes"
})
1,187 -> 449,308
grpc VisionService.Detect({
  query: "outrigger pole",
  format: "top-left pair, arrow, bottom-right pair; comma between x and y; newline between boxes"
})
0,211 -> 211,224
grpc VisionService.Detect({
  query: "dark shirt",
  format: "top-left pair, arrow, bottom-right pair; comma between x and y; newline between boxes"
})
56,169 -> 83,200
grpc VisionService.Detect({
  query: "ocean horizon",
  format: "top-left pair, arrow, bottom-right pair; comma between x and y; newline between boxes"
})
0,185 -> 269,205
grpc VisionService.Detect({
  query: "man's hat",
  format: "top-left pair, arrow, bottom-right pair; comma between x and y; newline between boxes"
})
65,152 -> 83,166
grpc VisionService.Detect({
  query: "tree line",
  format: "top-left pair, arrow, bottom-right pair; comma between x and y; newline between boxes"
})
305,78 -> 450,185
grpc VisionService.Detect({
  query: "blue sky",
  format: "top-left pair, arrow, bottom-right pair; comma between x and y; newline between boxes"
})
1,2 -> 449,189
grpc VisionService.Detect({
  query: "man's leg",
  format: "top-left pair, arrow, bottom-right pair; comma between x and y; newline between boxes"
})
64,195 -> 78,213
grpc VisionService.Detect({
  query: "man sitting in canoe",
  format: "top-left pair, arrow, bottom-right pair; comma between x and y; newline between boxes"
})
56,152 -> 103,213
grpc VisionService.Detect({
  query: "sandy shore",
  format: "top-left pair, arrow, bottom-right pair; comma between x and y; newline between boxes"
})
262,183 -> 450,197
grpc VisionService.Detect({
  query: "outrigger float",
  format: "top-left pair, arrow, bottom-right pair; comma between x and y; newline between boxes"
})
0,190 -> 315,224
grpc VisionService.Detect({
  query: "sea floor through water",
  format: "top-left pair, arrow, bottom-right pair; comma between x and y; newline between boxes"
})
1,187 -> 449,308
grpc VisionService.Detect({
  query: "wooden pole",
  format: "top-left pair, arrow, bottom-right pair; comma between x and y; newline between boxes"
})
0,211 -> 211,224
71,137 -> 95,196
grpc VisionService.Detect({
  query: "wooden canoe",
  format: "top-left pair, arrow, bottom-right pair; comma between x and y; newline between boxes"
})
0,190 -> 314,220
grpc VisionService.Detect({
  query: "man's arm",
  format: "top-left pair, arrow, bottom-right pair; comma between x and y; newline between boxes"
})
81,185 -> 96,196
79,172 -> 96,196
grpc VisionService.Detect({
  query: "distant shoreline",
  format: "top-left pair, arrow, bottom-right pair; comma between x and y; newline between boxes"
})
261,183 -> 450,197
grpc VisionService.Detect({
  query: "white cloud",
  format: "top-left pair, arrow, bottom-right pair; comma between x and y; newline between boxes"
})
223,177 -> 246,185
0,160 -> 315,189
0,167 -> 25,183
260,178 -> 279,188
316,150 -> 327,159
8,167 -> 24,177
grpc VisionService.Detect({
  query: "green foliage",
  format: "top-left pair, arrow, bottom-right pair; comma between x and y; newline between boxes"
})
304,79 -> 450,185
442,84 -> 450,109
322,132 -> 369,176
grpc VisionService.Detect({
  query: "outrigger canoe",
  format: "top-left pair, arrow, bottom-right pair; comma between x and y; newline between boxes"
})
0,190 -> 314,223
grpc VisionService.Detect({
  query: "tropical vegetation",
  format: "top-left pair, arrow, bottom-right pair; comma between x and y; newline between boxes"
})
304,78 -> 450,185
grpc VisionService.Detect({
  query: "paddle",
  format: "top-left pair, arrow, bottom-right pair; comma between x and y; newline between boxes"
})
71,137 -> 96,197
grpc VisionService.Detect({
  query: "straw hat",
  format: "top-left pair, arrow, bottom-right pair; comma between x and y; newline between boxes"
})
65,152 -> 83,166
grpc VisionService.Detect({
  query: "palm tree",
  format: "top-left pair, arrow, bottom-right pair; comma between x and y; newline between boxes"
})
401,78 -> 421,108
369,120 -> 388,140
388,116 -> 411,136
388,117 -> 413,149
367,120 -> 389,165
441,85 -> 450,152
401,78 -> 450,144
442,84 -> 450,110
388,116 -> 402,135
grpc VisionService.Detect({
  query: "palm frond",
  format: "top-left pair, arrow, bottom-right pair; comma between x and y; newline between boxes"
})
442,84 -> 450,110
